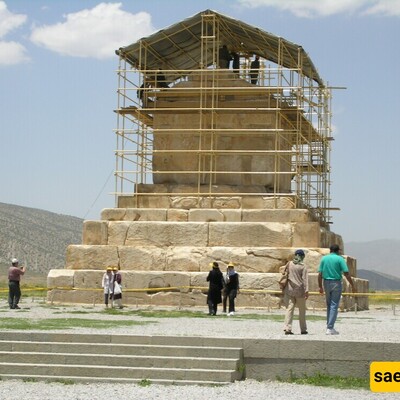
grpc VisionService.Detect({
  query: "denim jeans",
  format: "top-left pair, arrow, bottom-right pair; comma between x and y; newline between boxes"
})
323,280 -> 342,329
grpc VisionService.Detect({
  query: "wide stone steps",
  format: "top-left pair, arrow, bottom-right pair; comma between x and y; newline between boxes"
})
0,332 -> 244,385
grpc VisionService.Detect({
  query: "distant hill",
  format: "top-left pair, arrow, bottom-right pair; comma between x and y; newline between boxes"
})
346,240 -> 400,279
0,202 -> 82,273
357,269 -> 400,291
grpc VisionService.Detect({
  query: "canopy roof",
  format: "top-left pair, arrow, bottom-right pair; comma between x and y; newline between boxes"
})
117,9 -> 323,86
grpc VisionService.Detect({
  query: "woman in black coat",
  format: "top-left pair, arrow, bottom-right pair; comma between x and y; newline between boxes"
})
206,262 -> 224,315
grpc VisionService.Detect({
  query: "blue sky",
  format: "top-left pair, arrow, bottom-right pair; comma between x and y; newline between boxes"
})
1,0 -> 399,243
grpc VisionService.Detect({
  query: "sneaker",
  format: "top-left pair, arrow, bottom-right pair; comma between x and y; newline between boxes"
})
284,330 -> 294,335
228,312 -> 235,316
326,328 -> 339,335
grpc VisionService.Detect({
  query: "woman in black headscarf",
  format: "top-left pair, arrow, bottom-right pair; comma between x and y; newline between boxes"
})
206,261 -> 224,315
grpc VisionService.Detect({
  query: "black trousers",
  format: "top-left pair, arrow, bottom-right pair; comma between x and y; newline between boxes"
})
8,281 -> 21,308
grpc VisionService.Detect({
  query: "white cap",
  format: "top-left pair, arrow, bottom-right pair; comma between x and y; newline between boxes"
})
11,258 -> 18,264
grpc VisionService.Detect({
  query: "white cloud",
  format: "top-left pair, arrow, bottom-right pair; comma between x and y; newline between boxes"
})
30,2 -> 154,59
237,0 -> 400,18
0,40 -> 29,65
0,0 -> 27,38
0,1 -> 29,65
364,0 -> 400,16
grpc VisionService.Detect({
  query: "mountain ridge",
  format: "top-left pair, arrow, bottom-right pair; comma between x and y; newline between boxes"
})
0,202 -> 82,273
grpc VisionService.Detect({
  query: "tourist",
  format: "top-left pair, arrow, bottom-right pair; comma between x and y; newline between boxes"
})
225,262 -> 240,316
8,258 -> 26,309
283,249 -> 309,335
250,55 -> 260,84
112,267 -> 123,309
206,262 -> 224,315
101,267 -> 113,308
318,244 -> 356,335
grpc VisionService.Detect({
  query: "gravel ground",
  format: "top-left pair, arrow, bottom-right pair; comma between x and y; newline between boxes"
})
0,299 -> 399,399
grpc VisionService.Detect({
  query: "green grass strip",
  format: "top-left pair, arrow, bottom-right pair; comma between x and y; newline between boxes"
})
0,317 -> 155,330
279,372 -> 369,390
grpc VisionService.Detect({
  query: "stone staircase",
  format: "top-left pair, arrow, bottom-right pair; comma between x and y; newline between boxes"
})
0,332 -> 244,385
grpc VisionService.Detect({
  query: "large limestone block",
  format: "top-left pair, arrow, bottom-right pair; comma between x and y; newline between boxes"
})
292,222 -> 321,247
125,208 -> 166,221
167,209 -> 188,221
190,272 -> 210,289
124,222 -> 209,247
119,246 -> 166,270
101,208 -> 126,221
321,229 -> 344,250
74,270 -> 105,289
239,272 -> 281,292
209,222 -> 292,247
82,221 -> 107,245
65,245 -> 119,269
47,289 -> 102,305
121,271 -> 191,293
120,195 -> 170,209
189,209 -> 224,222
47,269 -> 75,288
107,221 -> 130,245
103,208 -> 167,221
242,209 -> 311,223
241,196 -> 296,210
221,210 -> 241,222
165,247 -> 203,272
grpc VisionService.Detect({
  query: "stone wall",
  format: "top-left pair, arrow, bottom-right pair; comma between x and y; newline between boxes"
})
151,72 -> 292,191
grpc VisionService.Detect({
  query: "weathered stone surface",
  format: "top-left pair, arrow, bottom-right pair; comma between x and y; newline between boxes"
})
164,248 -> 202,272
153,74 -> 292,190
124,208 -> 167,221
47,269 -> 369,310
292,222 -> 321,247
221,210 -> 241,222
122,271 -> 191,293
167,209 -> 188,221
209,222 -> 292,247
170,197 -> 200,209
321,230 -> 344,250
82,221 -> 107,245
124,222 -> 209,247
101,208 -> 126,221
64,244 -> 356,275
65,245 -> 119,270
189,209 -> 224,222
242,209 -> 311,223
212,197 -> 241,209
74,269 -> 104,289
107,221 -> 129,245
47,269 -> 75,288
119,247 -> 166,270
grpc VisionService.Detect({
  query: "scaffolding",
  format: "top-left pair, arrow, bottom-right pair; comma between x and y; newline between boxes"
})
114,10 -> 333,227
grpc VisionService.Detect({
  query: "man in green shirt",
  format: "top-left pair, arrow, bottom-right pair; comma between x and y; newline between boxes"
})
318,244 -> 356,335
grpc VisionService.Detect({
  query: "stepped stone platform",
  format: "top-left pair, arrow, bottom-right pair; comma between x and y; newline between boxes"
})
47,192 -> 368,310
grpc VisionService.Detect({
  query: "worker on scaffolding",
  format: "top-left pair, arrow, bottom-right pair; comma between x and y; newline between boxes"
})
218,45 -> 232,69
250,55 -> 260,85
